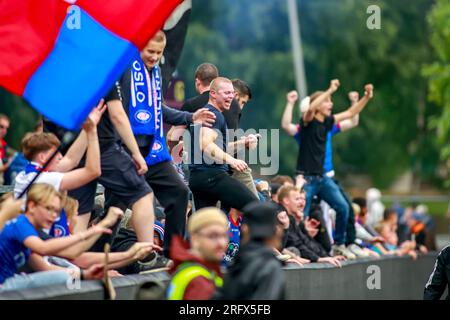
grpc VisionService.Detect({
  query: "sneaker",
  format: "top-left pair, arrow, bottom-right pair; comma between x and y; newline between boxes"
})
332,244 -> 356,260
139,253 -> 172,274
347,244 -> 370,258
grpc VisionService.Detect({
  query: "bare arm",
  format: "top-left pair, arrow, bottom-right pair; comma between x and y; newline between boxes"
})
54,208 -> 123,260
107,100 -> 148,175
55,131 -> 87,172
28,254 -> 68,271
334,85 -> 373,123
23,226 -> 110,258
303,79 -> 340,125
201,127 -> 236,165
59,127 -> 101,191
71,242 -> 155,269
0,196 -> 23,231
281,91 -> 299,136
56,100 -> 107,173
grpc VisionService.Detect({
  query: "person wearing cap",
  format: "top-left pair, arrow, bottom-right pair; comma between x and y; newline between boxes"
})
216,201 -> 286,300
167,207 -> 229,300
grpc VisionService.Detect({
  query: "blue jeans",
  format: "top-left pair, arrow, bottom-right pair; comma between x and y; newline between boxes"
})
303,175 -> 349,245
0,270 -> 71,292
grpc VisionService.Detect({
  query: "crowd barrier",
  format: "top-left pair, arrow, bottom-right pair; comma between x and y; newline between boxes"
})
0,253 -> 441,300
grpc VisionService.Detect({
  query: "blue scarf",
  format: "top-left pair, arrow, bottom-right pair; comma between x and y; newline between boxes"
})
129,59 -> 171,165
24,162 -> 70,237
129,58 -> 156,135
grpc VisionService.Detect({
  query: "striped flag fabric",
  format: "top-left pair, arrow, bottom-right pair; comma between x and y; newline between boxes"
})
0,0 -> 181,129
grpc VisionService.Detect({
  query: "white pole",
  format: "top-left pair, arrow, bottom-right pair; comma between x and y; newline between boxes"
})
287,0 -> 308,100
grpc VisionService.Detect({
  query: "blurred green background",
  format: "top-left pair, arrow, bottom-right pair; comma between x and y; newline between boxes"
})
1,0 -> 449,196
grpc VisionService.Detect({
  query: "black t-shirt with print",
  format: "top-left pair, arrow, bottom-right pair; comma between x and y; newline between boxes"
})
296,115 -> 335,175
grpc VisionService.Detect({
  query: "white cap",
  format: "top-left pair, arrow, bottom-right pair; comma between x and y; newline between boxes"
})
300,96 -> 310,113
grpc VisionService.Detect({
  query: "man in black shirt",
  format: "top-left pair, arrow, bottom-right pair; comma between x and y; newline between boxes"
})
177,65 -> 259,196
188,77 -> 258,210
181,63 -> 218,113
297,79 -> 373,257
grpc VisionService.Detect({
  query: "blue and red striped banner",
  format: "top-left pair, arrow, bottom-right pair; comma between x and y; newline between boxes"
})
0,0 -> 181,129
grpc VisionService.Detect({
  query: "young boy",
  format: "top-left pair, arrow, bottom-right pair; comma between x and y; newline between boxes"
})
296,79 -> 373,258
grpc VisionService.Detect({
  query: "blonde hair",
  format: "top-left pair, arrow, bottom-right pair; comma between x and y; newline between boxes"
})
63,196 -> 79,221
21,132 -> 60,161
151,30 -> 166,43
277,185 -> 301,203
26,183 -> 62,211
210,77 -> 232,93
309,91 -> 325,104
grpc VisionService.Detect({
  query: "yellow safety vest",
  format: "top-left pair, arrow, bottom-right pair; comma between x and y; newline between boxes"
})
167,262 -> 223,300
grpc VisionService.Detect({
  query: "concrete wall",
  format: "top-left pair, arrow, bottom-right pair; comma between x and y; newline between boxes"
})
0,253 -> 439,300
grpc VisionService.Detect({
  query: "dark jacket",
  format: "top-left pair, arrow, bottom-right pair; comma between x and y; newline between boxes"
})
286,215 -> 329,262
168,236 -> 222,300
424,245 -> 450,300
216,241 -> 285,300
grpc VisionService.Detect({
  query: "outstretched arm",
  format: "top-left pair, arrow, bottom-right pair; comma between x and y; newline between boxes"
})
23,226 -> 111,258
281,91 -> 299,136
334,84 -> 373,123
338,91 -> 360,132
303,79 -> 340,125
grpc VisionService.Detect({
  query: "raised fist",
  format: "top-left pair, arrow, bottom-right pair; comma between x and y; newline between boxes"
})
329,79 -> 340,92
286,90 -> 299,104
364,84 -> 374,98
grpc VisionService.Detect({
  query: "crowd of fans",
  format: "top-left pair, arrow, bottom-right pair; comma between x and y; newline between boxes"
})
0,30 -> 441,300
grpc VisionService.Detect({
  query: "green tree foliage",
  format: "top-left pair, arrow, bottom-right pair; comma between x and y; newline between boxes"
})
423,0 -> 450,186
178,0 -> 443,189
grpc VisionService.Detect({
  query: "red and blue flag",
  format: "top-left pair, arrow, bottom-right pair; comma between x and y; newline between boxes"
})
0,0 -> 181,129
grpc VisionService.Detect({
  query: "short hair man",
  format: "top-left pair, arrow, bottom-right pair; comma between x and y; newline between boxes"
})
188,77 -> 259,211
167,207 -> 229,300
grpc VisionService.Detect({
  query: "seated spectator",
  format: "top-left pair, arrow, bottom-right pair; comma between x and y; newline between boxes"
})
167,207 -> 229,300
216,201 -> 286,299
271,175 -> 294,187
279,185 -> 344,267
270,182 -> 282,203
351,203 -> 380,257
0,183 -> 111,291
383,208 -> 399,234
353,200 -> 387,255
375,222 -> 418,259
275,208 -> 310,266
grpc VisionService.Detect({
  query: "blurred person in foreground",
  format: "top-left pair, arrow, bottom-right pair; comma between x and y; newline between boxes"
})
167,207 -> 228,300
216,201 -> 286,300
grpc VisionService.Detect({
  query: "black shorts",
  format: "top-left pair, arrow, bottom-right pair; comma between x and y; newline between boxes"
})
69,143 -> 152,215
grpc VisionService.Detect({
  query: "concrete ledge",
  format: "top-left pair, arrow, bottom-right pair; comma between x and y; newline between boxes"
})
0,253 -> 439,300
